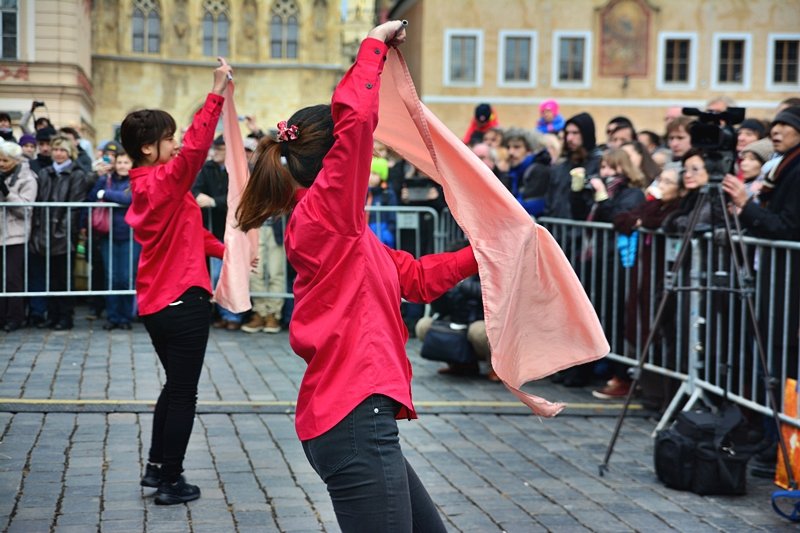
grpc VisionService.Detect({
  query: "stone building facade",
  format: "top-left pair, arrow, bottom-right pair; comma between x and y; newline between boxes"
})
388,0 -> 800,136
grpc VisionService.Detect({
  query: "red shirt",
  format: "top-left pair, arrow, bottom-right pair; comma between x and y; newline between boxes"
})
125,94 -> 226,315
286,38 -> 479,441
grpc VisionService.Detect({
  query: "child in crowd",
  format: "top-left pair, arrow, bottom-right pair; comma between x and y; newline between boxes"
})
737,137 -> 774,199
366,156 -> 397,247
236,21 -> 476,531
119,58 -> 231,505
537,99 -> 565,134
89,151 -> 139,330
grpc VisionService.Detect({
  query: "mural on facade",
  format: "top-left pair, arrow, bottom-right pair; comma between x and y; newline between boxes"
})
599,0 -> 650,77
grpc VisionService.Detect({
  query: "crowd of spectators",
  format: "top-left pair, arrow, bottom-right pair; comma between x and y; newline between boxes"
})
2,95 -> 800,399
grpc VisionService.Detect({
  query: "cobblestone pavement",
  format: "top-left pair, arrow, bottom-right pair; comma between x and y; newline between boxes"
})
0,316 -> 794,532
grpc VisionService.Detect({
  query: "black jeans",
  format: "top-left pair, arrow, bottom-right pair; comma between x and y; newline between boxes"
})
302,394 -> 446,533
142,286 -> 211,482
0,244 -> 25,324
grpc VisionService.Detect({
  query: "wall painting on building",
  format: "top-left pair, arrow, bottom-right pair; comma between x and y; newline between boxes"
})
599,0 -> 651,77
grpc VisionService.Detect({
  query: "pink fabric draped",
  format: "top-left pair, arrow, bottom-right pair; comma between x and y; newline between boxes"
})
214,83 -> 259,312
375,49 -> 609,416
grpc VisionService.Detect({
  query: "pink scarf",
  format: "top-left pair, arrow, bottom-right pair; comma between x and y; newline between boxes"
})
375,49 -> 609,416
213,83 -> 259,312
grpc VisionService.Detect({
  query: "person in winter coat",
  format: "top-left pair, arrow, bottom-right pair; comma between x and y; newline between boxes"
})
501,128 -> 551,216
571,148 -> 646,223
0,140 -> 38,331
366,156 -> 398,247
545,112 -> 603,219
462,102 -> 500,145
88,151 -> 139,330
30,135 -> 89,330
536,99 -> 565,134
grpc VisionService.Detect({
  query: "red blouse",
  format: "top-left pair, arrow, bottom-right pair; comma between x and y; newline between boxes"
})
125,94 -> 226,316
286,38 -> 478,441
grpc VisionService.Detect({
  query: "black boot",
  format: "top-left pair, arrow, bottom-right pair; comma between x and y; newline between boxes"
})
155,476 -> 201,505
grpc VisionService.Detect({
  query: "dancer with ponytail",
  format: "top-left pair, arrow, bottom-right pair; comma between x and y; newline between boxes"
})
237,21 -> 476,531
120,58 -> 232,505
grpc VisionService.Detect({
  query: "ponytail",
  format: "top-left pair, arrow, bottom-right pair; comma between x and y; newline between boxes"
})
236,140 -> 296,231
236,104 -> 334,231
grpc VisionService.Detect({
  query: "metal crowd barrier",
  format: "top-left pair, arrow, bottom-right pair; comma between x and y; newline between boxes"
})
537,216 -> 800,430
0,203 -> 442,301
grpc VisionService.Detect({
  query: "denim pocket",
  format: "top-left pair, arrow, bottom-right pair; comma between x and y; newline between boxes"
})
304,410 -> 358,482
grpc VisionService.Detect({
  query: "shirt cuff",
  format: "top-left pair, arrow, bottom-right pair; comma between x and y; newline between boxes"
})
454,245 -> 479,278
205,93 -> 225,110
358,38 -> 389,67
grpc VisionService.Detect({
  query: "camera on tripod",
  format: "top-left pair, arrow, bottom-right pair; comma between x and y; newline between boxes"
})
682,107 -> 746,181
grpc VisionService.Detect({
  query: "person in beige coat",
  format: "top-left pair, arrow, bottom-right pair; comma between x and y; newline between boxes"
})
0,140 -> 38,331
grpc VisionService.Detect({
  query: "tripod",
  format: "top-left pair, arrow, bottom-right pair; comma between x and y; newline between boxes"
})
597,172 -> 797,492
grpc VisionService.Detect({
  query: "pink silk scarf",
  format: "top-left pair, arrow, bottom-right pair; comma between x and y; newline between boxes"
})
214,83 -> 259,312
375,49 -> 609,416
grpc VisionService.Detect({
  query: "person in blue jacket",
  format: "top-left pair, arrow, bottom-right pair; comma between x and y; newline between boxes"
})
88,151 -> 140,329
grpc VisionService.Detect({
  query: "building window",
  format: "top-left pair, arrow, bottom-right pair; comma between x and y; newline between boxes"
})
717,40 -> 744,83
444,29 -> 483,87
203,0 -> 230,57
773,39 -> 799,84
132,0 -> 160,54
711,34 -> 751,91
270,0 -> 299,59
0,0 -> 18,59
498,31 -> 536,87
664,39 -> 689,82
657,32 -> 697,91
551,31 -> 591,88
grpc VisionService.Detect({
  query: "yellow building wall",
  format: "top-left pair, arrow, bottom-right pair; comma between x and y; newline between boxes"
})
393,0 -> 800,138
1,0 -> 95,139
91,0 -> 361,143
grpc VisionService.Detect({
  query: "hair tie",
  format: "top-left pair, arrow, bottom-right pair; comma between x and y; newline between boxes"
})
276,120 -> 299,142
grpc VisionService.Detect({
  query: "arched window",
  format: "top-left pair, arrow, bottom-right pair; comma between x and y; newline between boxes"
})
132,0 -> 160,53
203,0 -> 230,57
270,0 -> 299,59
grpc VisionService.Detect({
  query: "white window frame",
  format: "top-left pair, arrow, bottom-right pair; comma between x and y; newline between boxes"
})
656,32 -> 698,91
766,33 -> 800,92
0,0 -> 19,60
497,30 -> 537,88
710,33 -> 751,91
443,29 -> 483,88
551,30 -> 592,89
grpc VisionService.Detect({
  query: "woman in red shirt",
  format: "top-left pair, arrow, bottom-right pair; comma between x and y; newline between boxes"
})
120,59 -> 231,505
237,22 -> 477,531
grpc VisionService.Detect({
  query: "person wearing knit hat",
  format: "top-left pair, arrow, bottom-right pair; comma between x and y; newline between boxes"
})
366,156 -> 397,247
18,134 -> 36,160
722,105 -> 800,240
537,99 -> 565,134
462,102 -> 500,145
735,118 -> 767,153
737,137 -> 774,198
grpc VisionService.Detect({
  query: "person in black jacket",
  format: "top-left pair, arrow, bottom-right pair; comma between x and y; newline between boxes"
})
545,112 -> 603,219
191,135 -> 241,329
415,240 -> 495,380
30,135 -> 89,329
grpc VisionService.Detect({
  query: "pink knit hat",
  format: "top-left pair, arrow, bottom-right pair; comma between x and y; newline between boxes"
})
539,99 -> 559,115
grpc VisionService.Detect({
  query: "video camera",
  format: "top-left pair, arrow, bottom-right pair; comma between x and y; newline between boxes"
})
682,106 -> 746,182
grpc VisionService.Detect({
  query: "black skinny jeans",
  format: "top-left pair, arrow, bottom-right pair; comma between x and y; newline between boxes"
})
302,394 -> 446,533
142,286 -> 211,482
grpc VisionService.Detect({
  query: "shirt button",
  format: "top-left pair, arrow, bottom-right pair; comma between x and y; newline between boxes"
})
374,48 -> 381,55
373,407 -> 379,414
366,83 -> 373,89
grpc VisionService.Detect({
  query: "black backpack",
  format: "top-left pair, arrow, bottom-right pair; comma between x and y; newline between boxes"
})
654,403 -> 757,495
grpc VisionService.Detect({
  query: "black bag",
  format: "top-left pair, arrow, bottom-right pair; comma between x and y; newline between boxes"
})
654,403 -> 755,495
420,321 -> 475,364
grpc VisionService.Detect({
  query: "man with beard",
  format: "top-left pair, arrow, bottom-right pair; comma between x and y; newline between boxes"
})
544,112 -> 602,219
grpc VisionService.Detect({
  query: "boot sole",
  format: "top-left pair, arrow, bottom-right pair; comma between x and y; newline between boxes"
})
154,491 -> 201,505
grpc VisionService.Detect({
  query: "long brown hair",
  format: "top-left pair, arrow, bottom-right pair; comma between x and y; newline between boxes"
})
236,104 -> 334,231
602,148 -> 645,189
